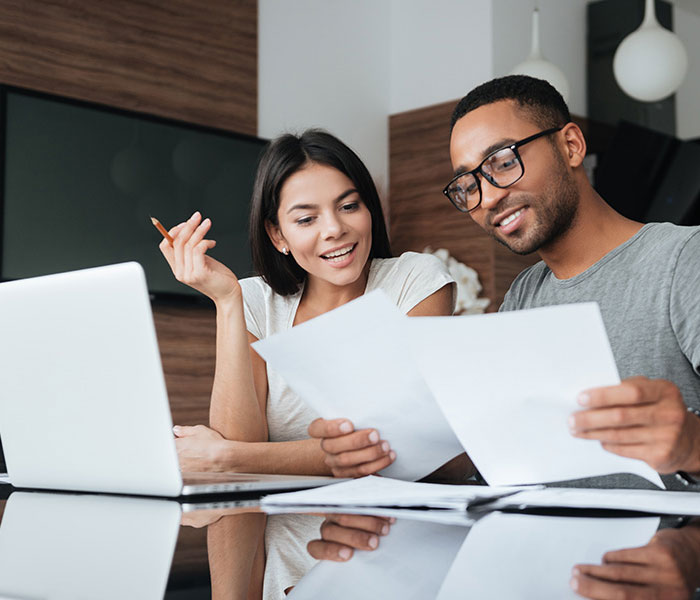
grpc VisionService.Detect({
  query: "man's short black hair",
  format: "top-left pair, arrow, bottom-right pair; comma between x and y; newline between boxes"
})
450,75 -> 571,131
249,129 -> 392,296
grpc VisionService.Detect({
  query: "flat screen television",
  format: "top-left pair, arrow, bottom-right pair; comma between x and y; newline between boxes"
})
0,86 -> 268,299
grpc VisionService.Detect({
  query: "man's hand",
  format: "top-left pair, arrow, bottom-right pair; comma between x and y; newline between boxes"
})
571,525 -> 700,599
569,377 -> 700,475
307,514 -> 395,562
308,418 -> 395,478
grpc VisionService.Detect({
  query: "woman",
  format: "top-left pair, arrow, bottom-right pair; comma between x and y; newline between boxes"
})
159,129 -> 455,476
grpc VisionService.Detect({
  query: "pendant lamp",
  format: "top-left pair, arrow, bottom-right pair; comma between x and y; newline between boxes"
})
613,0 -> 688,102
510,8 -> 570,103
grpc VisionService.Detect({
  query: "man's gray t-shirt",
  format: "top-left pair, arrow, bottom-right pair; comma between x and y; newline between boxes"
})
500,222 -> 700,490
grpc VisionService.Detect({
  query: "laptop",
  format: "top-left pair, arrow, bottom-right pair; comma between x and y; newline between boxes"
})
0,262 -> 339,497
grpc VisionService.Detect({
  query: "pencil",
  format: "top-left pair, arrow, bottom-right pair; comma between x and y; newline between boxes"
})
150,216 -> 174,244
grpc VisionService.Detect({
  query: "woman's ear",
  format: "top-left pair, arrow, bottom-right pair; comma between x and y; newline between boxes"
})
265,220 -> 289,255
561,122 -> 587,169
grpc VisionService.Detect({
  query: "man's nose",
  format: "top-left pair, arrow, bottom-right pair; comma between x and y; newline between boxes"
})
479,178 -> 510,211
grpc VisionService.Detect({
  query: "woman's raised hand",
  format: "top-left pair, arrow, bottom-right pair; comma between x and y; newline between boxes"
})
159,211 -> 241,305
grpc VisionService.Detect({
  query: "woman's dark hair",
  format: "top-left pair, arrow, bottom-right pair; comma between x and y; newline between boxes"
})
451,75 -> 571,131
249,129 -> 392,296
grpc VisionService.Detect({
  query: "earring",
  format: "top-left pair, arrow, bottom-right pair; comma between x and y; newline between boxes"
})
282,247 -> 289,255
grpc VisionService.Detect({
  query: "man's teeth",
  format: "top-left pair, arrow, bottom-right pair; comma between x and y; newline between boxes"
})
500,209 -> 522,227
323,246 -> 354,260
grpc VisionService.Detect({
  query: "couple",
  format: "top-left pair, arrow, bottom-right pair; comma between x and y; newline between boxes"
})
160,74 -> 700,492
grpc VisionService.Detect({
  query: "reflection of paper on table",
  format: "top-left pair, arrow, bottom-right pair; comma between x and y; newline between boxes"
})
253,291 -> 463,481
289,518 -> 470,600
407,303 -> 664,487
261,475 -> 531,510
437,512 -> 659,599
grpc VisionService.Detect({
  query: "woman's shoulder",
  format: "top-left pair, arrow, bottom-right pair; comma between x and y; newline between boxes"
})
370,251 -> 451,280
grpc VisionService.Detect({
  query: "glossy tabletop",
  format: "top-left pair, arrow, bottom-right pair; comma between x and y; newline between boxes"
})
0,482 -> 699,600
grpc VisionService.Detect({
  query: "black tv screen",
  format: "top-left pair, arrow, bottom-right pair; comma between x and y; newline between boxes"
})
0,86 -> 267,298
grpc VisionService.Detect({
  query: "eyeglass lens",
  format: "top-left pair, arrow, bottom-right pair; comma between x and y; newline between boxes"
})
447,147 -> 524,211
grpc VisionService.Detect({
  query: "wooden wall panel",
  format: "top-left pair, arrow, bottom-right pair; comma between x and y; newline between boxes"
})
0,0 -> 257,427
389,100 -> 538,312
0,0 -> 257,135
152,304 -> 217,426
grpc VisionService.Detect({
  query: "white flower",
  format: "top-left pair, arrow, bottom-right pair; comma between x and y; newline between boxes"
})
424,247 -> 490,315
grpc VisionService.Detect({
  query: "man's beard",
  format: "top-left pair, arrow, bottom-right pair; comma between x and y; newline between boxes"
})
489,164 -> 580,256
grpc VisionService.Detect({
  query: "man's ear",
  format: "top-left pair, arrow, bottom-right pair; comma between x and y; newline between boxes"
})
265,220 -> 287,254
561,122 -> 587,169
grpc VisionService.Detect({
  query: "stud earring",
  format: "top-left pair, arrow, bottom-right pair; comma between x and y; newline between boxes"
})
282,247 -> 289,255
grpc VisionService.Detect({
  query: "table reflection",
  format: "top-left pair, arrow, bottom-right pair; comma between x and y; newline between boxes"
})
0,491 -> 180,599
288,510 -> 700,600
1,489 -> 699,600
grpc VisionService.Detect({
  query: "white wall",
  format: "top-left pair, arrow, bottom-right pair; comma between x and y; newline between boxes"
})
258,0 -> 391,194
389,0 -> 493,115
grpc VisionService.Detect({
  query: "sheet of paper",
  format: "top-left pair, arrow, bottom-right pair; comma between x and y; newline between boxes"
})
437,513 -> 659,599
261,475 -> 531,510
289,518 -> 470,600
490,485 -> 700,516
253,291 -> 464,481
407,303 -> 664,487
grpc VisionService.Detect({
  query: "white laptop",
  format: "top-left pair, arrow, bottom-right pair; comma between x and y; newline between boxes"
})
0,262 -> 338,497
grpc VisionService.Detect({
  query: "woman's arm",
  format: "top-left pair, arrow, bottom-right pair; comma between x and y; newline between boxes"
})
175,431 -> 331,475
159,213 -> 267,443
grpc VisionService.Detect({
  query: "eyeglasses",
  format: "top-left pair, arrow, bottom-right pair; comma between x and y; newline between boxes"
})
442,126 -> 564,212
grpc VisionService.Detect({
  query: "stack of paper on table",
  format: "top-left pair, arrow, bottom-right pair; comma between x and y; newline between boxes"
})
256,291 -> 664,488
262,475 -> 700,516
260,475 -> 531,511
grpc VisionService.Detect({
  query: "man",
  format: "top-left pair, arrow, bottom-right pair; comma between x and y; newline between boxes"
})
309,75 -> 700,493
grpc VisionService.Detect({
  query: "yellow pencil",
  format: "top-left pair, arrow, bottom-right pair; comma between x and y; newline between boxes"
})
150,216 -> 174,245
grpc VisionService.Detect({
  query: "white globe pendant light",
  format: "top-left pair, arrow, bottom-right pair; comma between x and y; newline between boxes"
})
613,0 -> 688,102
510,8 -> 570,103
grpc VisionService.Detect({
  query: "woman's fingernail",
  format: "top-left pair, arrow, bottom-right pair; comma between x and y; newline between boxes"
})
189,211 -> 200,221
569,576 -> 578,591
381,442 -> 389,452
368,535 -> 378,549
368,431 -> 379,443
577,393 -> 590,406
339,421 -> 352,434
568,415 -> 576,431
389,451 -> 396,461
173,426 -> 181,434
381,523 -> 390,535
338,547 -> 351,560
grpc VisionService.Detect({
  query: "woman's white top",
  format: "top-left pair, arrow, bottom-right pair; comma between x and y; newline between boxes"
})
239,251 -> 455,600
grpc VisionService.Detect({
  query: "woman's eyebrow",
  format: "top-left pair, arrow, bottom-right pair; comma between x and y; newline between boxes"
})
286,189 -> 358,214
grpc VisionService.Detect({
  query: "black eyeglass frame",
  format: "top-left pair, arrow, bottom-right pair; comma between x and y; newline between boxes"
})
442,125 -> 565,213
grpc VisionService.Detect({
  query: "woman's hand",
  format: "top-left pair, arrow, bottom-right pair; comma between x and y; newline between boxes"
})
307,514 -> 395,562
158,211 -> 241,306
173,424 -> 230,472
308,418 -> 395,478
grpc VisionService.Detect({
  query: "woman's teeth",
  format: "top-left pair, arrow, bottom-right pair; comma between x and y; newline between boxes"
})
322,246 -> 354,262
500,209 -> 522,227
